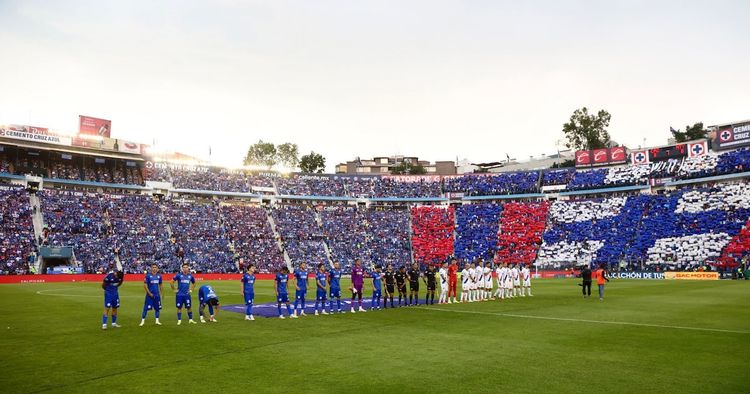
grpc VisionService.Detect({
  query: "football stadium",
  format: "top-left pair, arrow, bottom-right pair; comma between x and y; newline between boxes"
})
1,2 -> 749,393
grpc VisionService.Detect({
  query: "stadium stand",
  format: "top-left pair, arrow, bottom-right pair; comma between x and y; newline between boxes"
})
496,201 -> 549,265
41,190 -> 114,273
454,202 -> 502,262
542,168 -> 575,186
220,204 -> 285,273
445,172 -> 540,196
102,194 -> 174,272
365,208 -> 411,267
163,199 -> 235,273
271,205 -> 328,267
0,187 -> 35,274
410,206 -> 455,264
320,206 -> 370,265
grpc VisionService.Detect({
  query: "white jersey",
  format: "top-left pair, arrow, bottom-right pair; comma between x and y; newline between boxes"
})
468,268 -> 476,286
521,267 -> 531,285
461,269 -> 470,290
439,268 -> 448,288
483,267 -> 492,286
512,267 -> 520,285
502,267 -> 513,288
474,267 -> 482,287
495,267 -> 503,286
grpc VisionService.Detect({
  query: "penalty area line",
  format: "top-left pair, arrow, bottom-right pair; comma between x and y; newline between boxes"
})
418,307 -> 750,335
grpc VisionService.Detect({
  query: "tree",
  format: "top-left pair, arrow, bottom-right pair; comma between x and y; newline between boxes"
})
244,140 -> 277,169
408,164 -> 427,175
299,151 -> 326,173
562,107 -> 612,151
390,162 -> 426,175
391,162 -> 409,175
276,142 -> 299,170
671,122 -> 707,143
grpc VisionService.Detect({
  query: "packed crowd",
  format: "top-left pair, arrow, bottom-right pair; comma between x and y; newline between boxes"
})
220,205 -> 285,273
444,172 -> 540,196
454,203 -> 502,262
496,201 -> 549,265
270,205 -> 328,267
163,200 -> 235,273
0,187 -> 35,274
365,208 -> 411,266
102,194 -> 174,272
411,206 -> 455,264
320,206 -> 370,265
42,190 -> 114,273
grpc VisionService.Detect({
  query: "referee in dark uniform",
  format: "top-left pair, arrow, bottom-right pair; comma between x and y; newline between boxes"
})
407,263 -> 421,306
395,266 -> 407,307
423,264 -> 437,305
383,264 -> 396,308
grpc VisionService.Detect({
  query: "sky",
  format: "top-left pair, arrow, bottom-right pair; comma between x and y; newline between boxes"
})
0,0 -> 748,171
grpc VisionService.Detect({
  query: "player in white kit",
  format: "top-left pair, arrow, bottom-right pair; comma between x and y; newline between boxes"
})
521,264 -> 532,296
460,263 -> 470,303
483,263 -> 492,300
468,263 -> 477,302
438,262 -> 449,304
504,264 -> 514,298
493,263 -> 504,299
475,260 -> 485,301
511,264 -> 521,297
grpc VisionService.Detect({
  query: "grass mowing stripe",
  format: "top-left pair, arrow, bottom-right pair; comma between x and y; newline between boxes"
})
418,306 -> 750,334
29,320 -> 401,393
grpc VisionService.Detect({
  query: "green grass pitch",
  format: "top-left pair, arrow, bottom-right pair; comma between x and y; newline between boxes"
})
0,278 -> 748,393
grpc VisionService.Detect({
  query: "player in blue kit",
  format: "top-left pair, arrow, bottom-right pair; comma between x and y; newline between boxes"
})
293,262 -> 309,317
171,263 -> 197,325
328,261 -> 344,314
370,265 -> 383,310
198,284 -> 220,323
101,267 -> 123,330
140,263 -> 163,326
275,266 -> 295,319
314,263 -> 329,316
241,264 -> 256,321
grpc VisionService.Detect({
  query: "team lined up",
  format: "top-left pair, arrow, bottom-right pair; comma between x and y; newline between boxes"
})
100,259 -> 533,327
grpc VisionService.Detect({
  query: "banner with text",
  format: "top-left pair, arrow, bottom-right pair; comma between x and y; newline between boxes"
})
609,271 -> 665,280
0,124 -> 71,146
664,271 -> 719,280
78,115 -> 111,137
712,122 -> 750,151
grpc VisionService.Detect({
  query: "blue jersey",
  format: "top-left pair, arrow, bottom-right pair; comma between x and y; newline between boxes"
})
199,285 -> 218,303
316,271 -> 327,288
294,270 -> 308,291
241,273 -> 255,294
173,273 -> 195,296
103,272 -> 121,295
329,269 -> 342,290
371,271 -> 383,291
144,273 -> 162,296
275,273 -> 289,294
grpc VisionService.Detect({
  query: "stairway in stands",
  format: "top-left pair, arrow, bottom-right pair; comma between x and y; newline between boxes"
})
265,206 -> 293,270
27,191 -> 45,272
314,209 -> 335,268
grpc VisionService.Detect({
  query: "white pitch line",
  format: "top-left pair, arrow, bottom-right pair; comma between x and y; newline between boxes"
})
419,307 -> 750,335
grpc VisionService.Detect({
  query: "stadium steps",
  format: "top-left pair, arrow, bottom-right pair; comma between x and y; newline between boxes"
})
265,207 -> 293,270
314,210 -> 335,268
28,192 -> 44,247
28,191 -> 45,273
